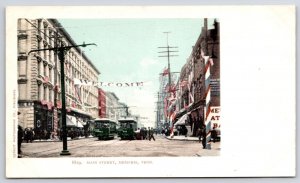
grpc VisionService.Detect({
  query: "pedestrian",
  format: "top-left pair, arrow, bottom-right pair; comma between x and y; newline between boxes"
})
24,128 -> 29,143
148,127 -> 155,141
201,125 -> 206,149
18,125 -> 24,157
197,127 -> 202,143
30,128 -> 35,142
161,128 -> 165,136
211,127 -> 217,143
144,128 -> 148,140
183,126 -> 188,137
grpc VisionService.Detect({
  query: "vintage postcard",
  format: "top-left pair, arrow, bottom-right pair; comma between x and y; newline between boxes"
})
6,6 -> 295,178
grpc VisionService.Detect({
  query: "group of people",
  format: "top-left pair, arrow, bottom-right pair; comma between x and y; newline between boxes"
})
58,127 -> 90,140
136,127 -> 156,141
17,126 -> 56,157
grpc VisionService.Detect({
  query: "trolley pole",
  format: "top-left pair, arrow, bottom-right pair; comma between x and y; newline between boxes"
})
28,42 -> 96,156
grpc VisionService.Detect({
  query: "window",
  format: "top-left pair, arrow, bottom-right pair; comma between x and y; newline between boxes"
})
38,85 -> 41,100
49,89 -> 52,102
44,86 -> 47,100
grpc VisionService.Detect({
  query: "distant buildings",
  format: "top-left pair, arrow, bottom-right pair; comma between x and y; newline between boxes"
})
104,91 -> 130,121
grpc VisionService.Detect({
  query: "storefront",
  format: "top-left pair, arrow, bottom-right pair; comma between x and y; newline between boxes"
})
34,100 -> 54,132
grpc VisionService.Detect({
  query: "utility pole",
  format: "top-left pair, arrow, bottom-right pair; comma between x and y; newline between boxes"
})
51,29 -> 62,139
158,32 -> 178,89
28,42 -> 97,156
158,32 -> 178,126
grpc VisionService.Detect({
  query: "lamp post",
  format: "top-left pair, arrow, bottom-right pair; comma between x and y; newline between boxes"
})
29,42 -> 96,155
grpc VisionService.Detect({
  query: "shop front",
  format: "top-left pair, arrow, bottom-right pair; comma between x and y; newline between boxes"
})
33,100 -> 54,139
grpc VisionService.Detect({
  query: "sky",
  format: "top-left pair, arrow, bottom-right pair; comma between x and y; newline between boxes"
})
58,18 -> 213,126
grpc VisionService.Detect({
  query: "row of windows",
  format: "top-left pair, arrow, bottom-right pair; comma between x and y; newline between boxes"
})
35,19 -> 99,104
17,19 -> 99,112
37,19 -> 98,82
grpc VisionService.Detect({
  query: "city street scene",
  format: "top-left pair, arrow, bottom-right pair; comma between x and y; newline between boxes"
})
16,18 -> 220,158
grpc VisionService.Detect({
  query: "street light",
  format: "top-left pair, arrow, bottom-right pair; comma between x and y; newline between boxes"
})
29,42 -> 97,156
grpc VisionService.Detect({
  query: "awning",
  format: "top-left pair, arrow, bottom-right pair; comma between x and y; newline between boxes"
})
69,107 -> 92,118
66,115 -> 84,128
66,115 -> 76,127
175,108 -> 187,119
174,114 -> 188,126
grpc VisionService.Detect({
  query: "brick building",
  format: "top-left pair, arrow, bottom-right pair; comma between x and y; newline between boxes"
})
175,18 -> 220,136
98,88 -> 106,118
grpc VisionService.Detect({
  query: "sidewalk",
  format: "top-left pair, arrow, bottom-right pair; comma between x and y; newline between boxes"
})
165,135 -> 221,156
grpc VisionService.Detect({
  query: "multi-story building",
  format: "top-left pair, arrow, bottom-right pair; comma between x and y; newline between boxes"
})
98,88 -> 106,118
105,92 -> 120,120
17,18 -> 100,134
105,92 -> 130,120
175,18 -> 220,136
118,102 -> 130,118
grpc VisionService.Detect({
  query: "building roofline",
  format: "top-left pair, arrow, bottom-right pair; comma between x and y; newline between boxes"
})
106,91 -> 119,101
48,19 -> 101,75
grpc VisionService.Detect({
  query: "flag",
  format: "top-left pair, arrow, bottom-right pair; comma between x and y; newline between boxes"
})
209,58 -> 214,66
168,94 -> 176,102
47,102 -> 53,110
204,56 -> 210,63
43,76 -> 49,83
162,68 -> 169,76
74,78 -> 81,85
168,85 -> 177,93
57,100 -> 62,109
164,97 -> 168,118
165,84 -> 170,92
184,104 -> 189,109
71,101 -> 76,108
180,80 -> 188,87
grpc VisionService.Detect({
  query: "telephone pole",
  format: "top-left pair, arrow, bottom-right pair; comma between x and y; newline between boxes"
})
28,42 -> 96,156
158,32 -> 178,125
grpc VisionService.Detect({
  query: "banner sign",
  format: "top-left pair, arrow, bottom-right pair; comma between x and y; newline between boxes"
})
73,78 -> 145,87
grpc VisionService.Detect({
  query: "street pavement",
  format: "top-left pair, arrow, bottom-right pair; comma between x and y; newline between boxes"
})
19,135 -> 220,158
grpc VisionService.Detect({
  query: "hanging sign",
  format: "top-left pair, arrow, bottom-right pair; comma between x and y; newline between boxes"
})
73,78 -> 146,87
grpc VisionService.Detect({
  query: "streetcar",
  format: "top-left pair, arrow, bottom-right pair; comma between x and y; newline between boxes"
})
118,118 -> 138,140
93,118 -> 118,140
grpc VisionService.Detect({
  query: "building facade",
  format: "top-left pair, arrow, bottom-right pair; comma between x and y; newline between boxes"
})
174,18 -> 220,137
105,92 -> 120,120
98,88 -> 106,118
17,18 -> 100,134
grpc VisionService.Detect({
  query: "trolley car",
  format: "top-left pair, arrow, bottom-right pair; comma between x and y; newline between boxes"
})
93,118 -> 118,140
118,118 -> 138,140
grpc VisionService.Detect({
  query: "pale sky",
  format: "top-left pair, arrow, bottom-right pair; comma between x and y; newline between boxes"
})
58,18 -> 215,126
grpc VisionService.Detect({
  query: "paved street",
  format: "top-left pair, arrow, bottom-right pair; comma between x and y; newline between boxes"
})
20,135 -> 220,158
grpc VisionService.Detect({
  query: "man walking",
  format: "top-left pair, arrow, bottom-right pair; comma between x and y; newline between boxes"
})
201,125 -> 206,149
18,125 -> 24,158
148,127 -> 155,141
